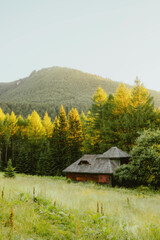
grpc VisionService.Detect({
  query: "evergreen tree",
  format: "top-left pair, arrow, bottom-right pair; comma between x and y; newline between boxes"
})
1,114 -> 12,168
58,105 -> 69,172
50,116 -> 61,175
15,139 -> 30,174
36,140 -> 51,176
0,109 -> 5,169
15,116 -> 30,174
68,108 -> 83,163
4,159 -> 16,178
9,111 -> 18,166
83,87 -> 107,153
118,80 -> 157,151
50,106 -> 69,175
25,111 -> 46,174
102,94 -> 120,150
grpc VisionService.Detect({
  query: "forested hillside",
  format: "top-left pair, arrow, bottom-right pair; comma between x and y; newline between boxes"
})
0,81 -> 160,187
0,67 -> 160,119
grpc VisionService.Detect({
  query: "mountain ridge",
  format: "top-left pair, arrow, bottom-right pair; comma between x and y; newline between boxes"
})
0,66 -> 160,118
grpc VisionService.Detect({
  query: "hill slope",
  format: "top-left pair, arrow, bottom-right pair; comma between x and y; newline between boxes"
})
0,67 -> 120,104
0,66 -> 160,118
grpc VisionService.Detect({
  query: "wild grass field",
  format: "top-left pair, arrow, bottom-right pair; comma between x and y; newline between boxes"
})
0,173 -> 160,240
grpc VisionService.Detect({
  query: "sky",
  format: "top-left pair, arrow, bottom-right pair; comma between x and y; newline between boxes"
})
0,0 -> 160,91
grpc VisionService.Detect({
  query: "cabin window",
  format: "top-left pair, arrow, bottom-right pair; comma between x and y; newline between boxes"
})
78,160 -> 91,165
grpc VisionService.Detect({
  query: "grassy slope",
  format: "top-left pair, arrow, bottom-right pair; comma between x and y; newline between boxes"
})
0,67 -> 160,109
0,173 -> 160,239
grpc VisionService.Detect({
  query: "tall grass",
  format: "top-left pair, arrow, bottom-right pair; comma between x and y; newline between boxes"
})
0,173 -> 159,239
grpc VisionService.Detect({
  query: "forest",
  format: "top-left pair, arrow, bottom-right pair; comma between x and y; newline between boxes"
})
0,79 -> 160,187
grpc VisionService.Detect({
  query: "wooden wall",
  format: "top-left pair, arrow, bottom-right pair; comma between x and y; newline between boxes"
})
66,173 -> 111,184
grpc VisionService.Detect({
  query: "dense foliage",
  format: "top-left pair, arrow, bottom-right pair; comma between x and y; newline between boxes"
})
83,80 -> 159,153
114,129 -> 160,187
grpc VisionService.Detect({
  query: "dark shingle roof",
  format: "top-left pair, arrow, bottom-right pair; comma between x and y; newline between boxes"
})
101,147 -> 130,159
63,154 -> 119,174
63,147 -> 131,174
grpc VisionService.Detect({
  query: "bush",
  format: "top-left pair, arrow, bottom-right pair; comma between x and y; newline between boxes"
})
114,129 -> 160,188
67,178 -> 71,183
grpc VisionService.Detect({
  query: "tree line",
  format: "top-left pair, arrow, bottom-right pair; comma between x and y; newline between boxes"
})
0,79 -> 160,186
0,106 -> 83,175
0,102 -> 88,120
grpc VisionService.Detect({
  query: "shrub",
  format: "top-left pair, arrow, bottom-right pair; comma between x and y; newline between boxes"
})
114,129 -> 160,188
67,178 -> 71,183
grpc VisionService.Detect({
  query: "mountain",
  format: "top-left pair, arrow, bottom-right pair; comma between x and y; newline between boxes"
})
0,66 -> 160,119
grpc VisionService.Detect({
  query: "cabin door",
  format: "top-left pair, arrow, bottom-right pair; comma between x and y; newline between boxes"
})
99,175 -> 110,184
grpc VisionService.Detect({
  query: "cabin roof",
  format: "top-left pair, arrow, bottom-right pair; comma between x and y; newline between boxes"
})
100,146 -> 131,159
63,154 -> 119,174
63,147 -> 131,174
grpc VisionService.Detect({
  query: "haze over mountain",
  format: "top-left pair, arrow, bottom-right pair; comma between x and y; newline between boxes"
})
0,66 -> 160,119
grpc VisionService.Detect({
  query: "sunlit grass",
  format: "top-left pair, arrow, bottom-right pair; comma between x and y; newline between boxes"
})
0,173 -> 160,239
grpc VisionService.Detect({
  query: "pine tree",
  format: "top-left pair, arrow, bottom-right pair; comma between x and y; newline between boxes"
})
118,98 -> 156,151
9,112 -> 18,166
26,111 -> 46,174
15,139 -> 30,174
50,116 -> 61,175
115,80 -> 156,151
102,94 -> 120,149
15,116 -> 30,174
58,105 -> 69,172
36,140 -> 51,176
2,114 -> 12,168
82,111 -> 95,153
4,159 -> 16,178
68,108 -> 83,163
0,108 -> 5,169
83,87 -> 107,153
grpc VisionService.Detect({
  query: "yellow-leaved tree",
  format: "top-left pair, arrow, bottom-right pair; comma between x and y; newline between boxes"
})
27,110 -> 45,141
0,108 -> 5,121
92,86 -> 107,106
114,83 -> 131,115
9,112 -> 18,164
0,108 -> 6,168
43,112 -> 53,138
131,77 -> 150,108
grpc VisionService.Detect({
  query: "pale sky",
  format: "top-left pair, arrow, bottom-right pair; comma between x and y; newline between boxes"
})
1,0 -> 160,91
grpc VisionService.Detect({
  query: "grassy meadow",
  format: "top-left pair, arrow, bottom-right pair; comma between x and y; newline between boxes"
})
0,173 -> 160,240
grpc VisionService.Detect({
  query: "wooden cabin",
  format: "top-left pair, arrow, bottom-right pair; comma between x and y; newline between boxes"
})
63,147 -> 131,185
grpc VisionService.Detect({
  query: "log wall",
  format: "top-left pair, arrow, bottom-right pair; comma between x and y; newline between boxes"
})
66,173 -> 111,184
